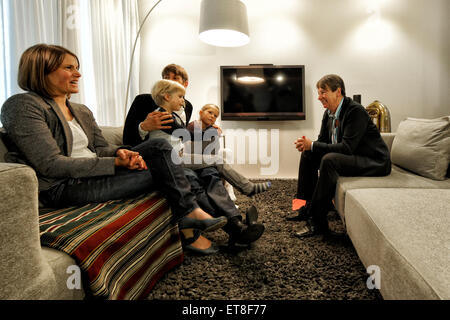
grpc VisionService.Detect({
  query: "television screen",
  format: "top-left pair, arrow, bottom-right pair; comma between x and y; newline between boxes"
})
220,65 -> 305,121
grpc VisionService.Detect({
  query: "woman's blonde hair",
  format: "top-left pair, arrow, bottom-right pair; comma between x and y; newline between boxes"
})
151,79 -> 186,106
18,44 -> 79,98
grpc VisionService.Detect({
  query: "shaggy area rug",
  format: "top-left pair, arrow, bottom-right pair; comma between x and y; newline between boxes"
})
147,180 -> 383,300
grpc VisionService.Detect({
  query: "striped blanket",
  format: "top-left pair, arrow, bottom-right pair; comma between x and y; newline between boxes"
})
39,192 -> 183,300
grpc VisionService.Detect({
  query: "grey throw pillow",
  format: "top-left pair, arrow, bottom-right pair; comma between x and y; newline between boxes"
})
391,117 -> 450,180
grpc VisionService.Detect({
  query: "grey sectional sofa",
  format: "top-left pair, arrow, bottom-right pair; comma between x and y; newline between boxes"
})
335,125 -> 450,299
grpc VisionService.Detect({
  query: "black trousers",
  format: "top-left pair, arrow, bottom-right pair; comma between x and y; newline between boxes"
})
297,150 -> 391,227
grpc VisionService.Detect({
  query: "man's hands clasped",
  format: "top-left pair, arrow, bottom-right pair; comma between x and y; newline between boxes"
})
294,136 -> 312,152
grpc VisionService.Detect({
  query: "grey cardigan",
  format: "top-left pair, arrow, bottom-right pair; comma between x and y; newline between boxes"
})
1,92 -> 118,191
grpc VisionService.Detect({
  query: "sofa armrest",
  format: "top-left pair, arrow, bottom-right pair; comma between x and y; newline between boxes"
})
381,132 -> 396,154
0,163 -> 57,299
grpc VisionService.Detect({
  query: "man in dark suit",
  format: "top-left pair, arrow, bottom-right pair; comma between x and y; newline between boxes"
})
123,64 -> 193,146
290,74 -> 391,238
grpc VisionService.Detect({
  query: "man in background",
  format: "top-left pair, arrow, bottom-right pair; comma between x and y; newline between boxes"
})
123,64 -> 192,146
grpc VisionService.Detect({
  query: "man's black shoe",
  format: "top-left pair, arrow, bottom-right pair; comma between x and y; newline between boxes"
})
294,218 -> 329,238
286,205 -> 310,222
294,222 -> 347,241
294,224 -> 323,238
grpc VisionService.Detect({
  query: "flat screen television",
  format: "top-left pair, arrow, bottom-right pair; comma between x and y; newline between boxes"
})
220,65 -> 305,121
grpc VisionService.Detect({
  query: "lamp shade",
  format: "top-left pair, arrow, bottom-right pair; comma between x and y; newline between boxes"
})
199,0 -> 250,47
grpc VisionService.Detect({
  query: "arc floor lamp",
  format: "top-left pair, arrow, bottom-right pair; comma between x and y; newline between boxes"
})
124,0 -> 250,118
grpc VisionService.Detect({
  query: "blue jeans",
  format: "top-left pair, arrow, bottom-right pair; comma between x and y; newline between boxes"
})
40,139 -> 199,222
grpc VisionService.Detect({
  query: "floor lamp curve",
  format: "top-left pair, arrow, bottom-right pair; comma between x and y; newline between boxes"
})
124,0 -> 163,121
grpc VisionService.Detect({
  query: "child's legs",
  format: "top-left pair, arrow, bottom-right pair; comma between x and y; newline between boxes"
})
196,166 -> 241,219
132,138 -> 199,218
183,168 -> 216,215
183,153 -> 254,195
214,163 -> 254,195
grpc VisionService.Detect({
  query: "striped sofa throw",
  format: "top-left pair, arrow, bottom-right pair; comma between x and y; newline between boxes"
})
39,192 -> 184,300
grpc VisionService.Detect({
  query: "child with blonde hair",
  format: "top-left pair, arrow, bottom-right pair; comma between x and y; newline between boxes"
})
146,79 -> 187,153
187,103 -> 271,198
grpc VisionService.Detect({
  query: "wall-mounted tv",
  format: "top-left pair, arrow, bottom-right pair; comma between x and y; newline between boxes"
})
220,65 -> 305,121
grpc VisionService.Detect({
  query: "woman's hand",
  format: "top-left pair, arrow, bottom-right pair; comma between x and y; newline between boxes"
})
115,149 -> 147,170
294,136 -> 312,152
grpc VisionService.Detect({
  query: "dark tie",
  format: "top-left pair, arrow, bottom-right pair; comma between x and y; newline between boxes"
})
329,114 -> 337,144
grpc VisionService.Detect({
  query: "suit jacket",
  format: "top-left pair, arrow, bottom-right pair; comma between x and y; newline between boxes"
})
1,92 -> 118,191
313,97 -> 390,163
123,94 -> 193,147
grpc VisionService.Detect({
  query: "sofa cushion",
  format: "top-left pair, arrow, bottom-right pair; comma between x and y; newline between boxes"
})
345,188 -> 450,299
100,126 -> 123,147
391,117 -> 450,181
381,132 -> 396,153
335,165 -> 450,223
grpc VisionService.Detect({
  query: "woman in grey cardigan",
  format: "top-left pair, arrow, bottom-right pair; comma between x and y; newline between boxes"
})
1,44 -> 227,252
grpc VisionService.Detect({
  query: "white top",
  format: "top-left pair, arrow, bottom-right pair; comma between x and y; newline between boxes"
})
174,107 -> 186,124
68,118 -> 97,158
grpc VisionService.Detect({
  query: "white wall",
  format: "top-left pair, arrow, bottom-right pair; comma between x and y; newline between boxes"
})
138,0 -> 450,178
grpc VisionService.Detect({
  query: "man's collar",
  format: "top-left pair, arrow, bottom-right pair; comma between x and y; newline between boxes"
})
328,97 -> 344,118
